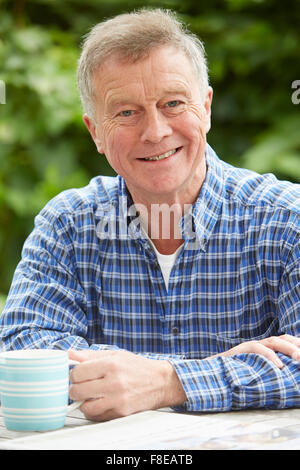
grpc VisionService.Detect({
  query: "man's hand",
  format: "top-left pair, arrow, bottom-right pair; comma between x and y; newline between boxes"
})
69,334 -> 300,422
210,334 -> 300,368
68,349 -> 186,422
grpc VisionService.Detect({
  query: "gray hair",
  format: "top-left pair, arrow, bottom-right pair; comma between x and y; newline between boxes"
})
77,8 -> 209,122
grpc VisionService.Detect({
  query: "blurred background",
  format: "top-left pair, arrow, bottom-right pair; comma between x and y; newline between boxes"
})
0,0 -> 300,308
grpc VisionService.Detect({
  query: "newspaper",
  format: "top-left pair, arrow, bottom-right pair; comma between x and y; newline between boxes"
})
1,407 -> 300,450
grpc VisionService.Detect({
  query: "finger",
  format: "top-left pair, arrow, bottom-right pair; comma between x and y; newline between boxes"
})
69,378 -> 105,401
81,401 -> 117,422
278,334 -> 300,348
249,343 -> 283,368
220,342 -> 284,368
68,349 -> 97,362
262,337 -> 300,360
70,358 -> 109,383
70,355 -> 120,383
80,396 -> 127,422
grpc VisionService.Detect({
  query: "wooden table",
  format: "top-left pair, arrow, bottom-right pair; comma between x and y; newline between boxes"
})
1,406 -> 300,450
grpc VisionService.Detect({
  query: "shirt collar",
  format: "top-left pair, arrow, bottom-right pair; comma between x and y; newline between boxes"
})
98,144 -> 225,247
189,143 -> 225,248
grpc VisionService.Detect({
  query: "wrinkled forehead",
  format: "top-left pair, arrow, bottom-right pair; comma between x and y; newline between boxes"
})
91,45 -> 199,106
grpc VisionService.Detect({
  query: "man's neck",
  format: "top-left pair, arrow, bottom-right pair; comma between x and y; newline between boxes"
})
149,237 -> 184,255
137,203 -> 184,254
126,158 -> 207,254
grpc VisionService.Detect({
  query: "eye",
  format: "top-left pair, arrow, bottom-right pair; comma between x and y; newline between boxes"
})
119,110 -> 133,117
166,100 -> 180,108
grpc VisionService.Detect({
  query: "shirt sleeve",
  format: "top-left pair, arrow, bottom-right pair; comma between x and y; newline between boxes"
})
0,205 -> 185,362
0,208 -> 93,350
168,352 -> 300,412
168,240 -> 300,412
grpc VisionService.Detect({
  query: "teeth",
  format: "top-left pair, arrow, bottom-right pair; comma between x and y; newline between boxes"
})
144,149 -> 177,161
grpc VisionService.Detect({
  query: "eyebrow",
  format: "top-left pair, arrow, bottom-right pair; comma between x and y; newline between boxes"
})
106,85 -> 191,113
107,99 -> 135,112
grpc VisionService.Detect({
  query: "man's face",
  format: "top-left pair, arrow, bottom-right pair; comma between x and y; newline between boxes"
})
84,45 -> 213,205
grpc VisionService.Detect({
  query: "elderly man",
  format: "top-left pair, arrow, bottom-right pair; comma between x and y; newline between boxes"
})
1,9 -> 300,422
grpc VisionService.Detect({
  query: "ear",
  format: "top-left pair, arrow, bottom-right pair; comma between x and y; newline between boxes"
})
203,86 -> 213,134
83,114 -> 105,154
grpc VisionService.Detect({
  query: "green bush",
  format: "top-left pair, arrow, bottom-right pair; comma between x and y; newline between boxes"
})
0,0 -> 299,297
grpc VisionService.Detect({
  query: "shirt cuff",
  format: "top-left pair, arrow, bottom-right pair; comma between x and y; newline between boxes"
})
167,356 -> 232,412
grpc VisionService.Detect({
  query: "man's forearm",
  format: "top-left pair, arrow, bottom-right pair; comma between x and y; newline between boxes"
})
168,353 -> 300,412
155,360 -> 187,408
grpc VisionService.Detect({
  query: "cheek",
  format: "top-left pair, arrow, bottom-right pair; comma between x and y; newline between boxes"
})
190,104 -> 211,134
102,125 -> 135,169
178,108 -> 208,143
100,120 -> 123,159
111,127 -> 134,155
189,104 -> 209,124
189,105 -> 210,139
101,118 -> 117,151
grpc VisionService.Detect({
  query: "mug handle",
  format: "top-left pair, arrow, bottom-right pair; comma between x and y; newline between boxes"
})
67,359 -> 83,412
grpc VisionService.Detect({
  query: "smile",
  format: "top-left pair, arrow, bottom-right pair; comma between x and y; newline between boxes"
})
142,148 -> 181,161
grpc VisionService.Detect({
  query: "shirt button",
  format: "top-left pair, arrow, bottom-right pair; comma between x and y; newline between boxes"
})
171,326 -> 180,335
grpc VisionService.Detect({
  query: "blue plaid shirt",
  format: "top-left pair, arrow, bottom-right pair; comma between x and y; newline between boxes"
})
1,144 -> 300,412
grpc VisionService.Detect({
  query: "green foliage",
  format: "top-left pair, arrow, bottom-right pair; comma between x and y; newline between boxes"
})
0,0 -> 300,296
0,293 -> 6,314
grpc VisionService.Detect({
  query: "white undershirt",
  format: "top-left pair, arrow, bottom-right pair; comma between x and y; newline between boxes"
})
141,228 -> 183,290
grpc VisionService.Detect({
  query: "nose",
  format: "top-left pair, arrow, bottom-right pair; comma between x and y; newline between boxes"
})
140,108 -> 172,144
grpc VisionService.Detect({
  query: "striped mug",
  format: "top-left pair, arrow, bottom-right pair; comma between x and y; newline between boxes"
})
0,349 -> 82,431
